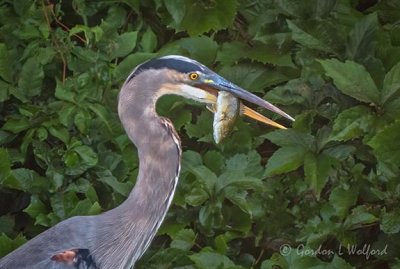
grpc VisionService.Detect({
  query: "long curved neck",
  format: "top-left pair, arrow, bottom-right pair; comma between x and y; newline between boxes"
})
94,82 -> 181,269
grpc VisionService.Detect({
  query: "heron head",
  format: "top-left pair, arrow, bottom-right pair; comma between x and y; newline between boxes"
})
124,55 -> 294,131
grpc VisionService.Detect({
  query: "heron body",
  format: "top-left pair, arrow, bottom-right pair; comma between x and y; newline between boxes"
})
0,55 -> 293,269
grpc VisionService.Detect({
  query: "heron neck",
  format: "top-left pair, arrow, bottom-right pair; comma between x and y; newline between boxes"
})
104,89 -> 181,268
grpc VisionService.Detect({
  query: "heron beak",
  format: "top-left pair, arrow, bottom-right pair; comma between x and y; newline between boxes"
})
199,74 -> 294,128
240,104 -> 287,129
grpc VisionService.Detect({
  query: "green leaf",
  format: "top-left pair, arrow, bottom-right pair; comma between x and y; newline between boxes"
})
189,252 -> 236,269
225,151 -> 263,177
368,121 -> 400,166
110,31 -> 138,59
263,129 -> 315,150
4,168 -> 48,191
74,109 -> 89,134
199,204 -> 222,232
2,118 -> 30,133
97,171 -> 132,196
218,64 -> 289,93
18,57 -> 44,97
55,80 -> 75,103
382,61 -> 400,104
265,146 -> 306,176
0,43 -> 12,82
217,42 -> 295,67
185,187 -> 209,206
174,37 -> 218,66
115,52 -> 155,81
346,13 -> 378,60
287,20 -> 332,53
24,196 -> 47,220
381,208 -> 400,234
185,111 -> 213,141
318,59 -> 380,104
0,149 -> 11,182
304,152 -> 331,198
88,103 -> 114,134
329,186 -> 358,220
170,229 -> 196,250
140,28 -> 157,52
171,0 -> 238,36
164,0 -> 186,29
0,233 -> 27,257
330,106 -> 373,141
48,125 -> 70,144
344,206 -> 378,228
216,172 -> 261,193
73,145 -> 98,168
189,166 -> 218,193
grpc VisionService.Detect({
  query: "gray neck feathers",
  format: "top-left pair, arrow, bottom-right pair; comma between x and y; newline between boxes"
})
93,77 -> 181,269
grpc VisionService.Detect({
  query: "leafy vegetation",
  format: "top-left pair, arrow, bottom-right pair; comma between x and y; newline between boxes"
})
1,0 -> 400,268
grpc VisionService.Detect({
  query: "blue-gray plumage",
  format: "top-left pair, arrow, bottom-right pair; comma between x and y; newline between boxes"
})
0,55 -> 294,269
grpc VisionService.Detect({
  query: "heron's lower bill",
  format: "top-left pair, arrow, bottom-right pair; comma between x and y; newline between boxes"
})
210,91 -> 287,144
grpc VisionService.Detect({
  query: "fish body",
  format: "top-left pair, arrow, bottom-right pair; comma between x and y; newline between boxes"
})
212,91 -> 240,143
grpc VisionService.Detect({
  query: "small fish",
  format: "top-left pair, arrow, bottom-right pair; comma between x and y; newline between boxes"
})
209,91 -> 288,144
211,91 -> 240,144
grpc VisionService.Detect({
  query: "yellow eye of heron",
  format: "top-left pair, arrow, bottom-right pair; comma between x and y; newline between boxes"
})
189,72 -> 199,80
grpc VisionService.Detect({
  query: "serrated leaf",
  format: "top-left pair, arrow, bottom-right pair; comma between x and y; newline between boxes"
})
344,206 -> 378,228
48,125 -> 70,144
73,145 -> 98,168
185,111 -> 213,141
346,13 -> 378,60
115,52 -> 155,81
2,118 -> 30,133
304,152 -> 331,198
171,229 -> 196,250
0,43 -> 12,82
0,233 -> 27,257
140,28 -> 157,52
368,121 -> 400,166
97,172 -> 132,196
217,42 -> 295,67
318,59 -> 380,104
0,148 -> 11,182
179,0 -> 238,36
185,187 -> 209,206
382,61 -> 400,104
110,31 -> 138,59
55,80 -> 75,103
189,252 -> 235,269
381,208 -> 400,234
88,103 -> 114,134
173,37 -> 218,66
216,172 -> 261,193
225,151 -> 263,177
330,106 -> 373,141
329,186 -> 358,220
4,168 -> 48,191
24,196 -> 47,219
263,129 -> 315,150
287,20 -> 332,52
265,146 -> 306,176
199,204 -> 222,231
18,57 -> 44,97
218,64 -> 289,93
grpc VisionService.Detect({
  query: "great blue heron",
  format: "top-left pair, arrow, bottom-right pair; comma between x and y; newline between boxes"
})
0,55 -> 294,269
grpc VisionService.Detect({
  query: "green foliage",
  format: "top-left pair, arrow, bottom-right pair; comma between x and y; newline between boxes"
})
1,0 -> 400,268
